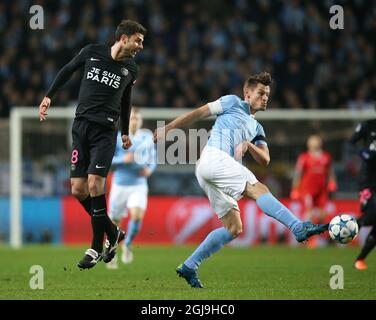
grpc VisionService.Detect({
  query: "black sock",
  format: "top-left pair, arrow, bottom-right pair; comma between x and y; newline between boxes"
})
105,215 -> 118,244
90,194 -> 117,248
90,195 -> 107,252
79,195 -> 92,216
357,227 -> 376,260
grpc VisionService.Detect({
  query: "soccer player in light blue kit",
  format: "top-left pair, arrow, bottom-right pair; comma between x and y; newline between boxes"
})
107,107 -> 156,269
154,72 -> 328,288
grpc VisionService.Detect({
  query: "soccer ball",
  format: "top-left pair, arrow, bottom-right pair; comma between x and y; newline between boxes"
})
328,214 -> 359,244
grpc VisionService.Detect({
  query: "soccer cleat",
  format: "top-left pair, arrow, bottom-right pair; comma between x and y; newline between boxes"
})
106,255 -> 119,270
121,245 -> 134,264
103,227 -> 125,263
77,249 -> 102,269
354,260 -> 368,270
176,263 -> 204,288
293,222 -> 329,243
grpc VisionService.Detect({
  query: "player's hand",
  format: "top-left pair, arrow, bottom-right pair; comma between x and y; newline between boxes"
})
123,153 -> 134,163
121,134 -> 132,150
328,180 -> 337,192
290,188 -> 300,200
139,167 -> 152,177
234,142 -> 250,160
359,148 -> 376,161
39,97 -> 51,121
153,125 -> 171,143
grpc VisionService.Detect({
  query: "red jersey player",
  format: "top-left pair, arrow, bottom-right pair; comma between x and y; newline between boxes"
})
291,135 -> 337,224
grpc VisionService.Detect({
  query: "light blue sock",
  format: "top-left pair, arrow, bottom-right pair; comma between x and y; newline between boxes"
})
125,219 -> 141,247
184,227 -> 233,270
256,193 -> 301,232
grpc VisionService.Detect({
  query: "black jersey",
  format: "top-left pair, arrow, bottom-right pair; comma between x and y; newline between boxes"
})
350,119 -> 376,189
46,44 -> 137,134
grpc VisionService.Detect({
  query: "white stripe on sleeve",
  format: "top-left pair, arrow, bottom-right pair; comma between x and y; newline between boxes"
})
208,100 -> 223,115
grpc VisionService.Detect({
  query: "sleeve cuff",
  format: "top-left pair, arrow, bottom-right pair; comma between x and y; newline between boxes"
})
208,100 -> 223,115
254,140 -> 267,146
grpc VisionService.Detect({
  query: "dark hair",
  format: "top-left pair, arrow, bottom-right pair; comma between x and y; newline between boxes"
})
131,106 -> 141,114
244,72 -> 273,88
115,20 -> 147,41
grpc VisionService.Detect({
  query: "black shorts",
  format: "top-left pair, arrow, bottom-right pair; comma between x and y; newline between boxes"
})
358,188 -> 376,226
70,118 -> 117,178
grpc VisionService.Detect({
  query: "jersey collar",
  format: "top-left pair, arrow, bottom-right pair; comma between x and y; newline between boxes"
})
241,100 -> 254,117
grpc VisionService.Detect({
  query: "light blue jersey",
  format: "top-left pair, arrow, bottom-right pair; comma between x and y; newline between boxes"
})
112,129 -> 157,186
207,95 -> 267,157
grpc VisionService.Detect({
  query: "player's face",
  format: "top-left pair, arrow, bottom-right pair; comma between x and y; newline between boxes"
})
245,83 -> 270,113
122,33 -> 144,57
307,135 -> 322,151
129,111 -> 143,133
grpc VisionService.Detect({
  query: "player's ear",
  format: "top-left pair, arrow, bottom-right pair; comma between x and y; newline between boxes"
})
244,86 -> 250,100
120,34 -> 129,43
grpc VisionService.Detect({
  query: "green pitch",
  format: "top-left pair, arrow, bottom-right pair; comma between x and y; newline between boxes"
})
0,245 -> 375,300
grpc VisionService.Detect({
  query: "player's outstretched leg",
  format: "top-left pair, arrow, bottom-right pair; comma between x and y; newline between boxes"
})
176,209 -> 238,288
122,219 -> 141,264
292,221 -> 329,242
355,226 -> 376,270
176,263 -> 204,288
176,227 -> 233,288
244,182 -> 328,243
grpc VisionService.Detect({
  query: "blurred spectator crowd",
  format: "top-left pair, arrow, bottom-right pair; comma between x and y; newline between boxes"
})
1,0 -> 376,117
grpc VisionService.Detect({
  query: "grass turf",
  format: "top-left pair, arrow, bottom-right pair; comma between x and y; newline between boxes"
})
0,245 -> 375,300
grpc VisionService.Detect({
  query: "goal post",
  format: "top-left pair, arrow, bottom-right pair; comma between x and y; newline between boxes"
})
10,107 -> 75,248
9,107 -> 376,248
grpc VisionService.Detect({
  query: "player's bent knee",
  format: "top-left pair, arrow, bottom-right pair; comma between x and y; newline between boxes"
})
232,226 -> 243,238
71,187 -> 88,200
228,224 -> 242,238
88,176 -> 105,196
221,208 -> 242,238
130,208 -> 145,220
244,182 -> 270,200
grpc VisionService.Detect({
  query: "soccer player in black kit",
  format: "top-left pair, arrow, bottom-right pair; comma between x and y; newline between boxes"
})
39,20 -> 146,269
350,119 -> 376,270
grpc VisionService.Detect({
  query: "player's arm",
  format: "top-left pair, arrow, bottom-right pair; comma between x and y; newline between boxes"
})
112,134 -> 127,165
349,122 -> 366,146
119,85 -> 133,149
235,122 -> 270,166
328,165 -> 337,192
39,45 -> 89,121
111,132 -> 134,165
349,121 -> 376,161
292,155 -> 303,190
290,154 -> 304,199
153,104 -> 212,142
246,143 -> 270,166
291,170 -> 302,191
234,141 -> 270,166
140,142 -> 157,176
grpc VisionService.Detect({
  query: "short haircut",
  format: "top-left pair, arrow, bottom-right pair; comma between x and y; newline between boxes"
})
244,72 -> 273,89
115,20 -> 147,41
131,106 -> 141,114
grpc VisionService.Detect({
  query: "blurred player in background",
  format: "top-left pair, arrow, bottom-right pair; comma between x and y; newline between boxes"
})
154,72 -> 328,288
350,120 -> 376,270
107,108 -> 156,269
291,135 -> 337,246
39,20 -> 147,269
